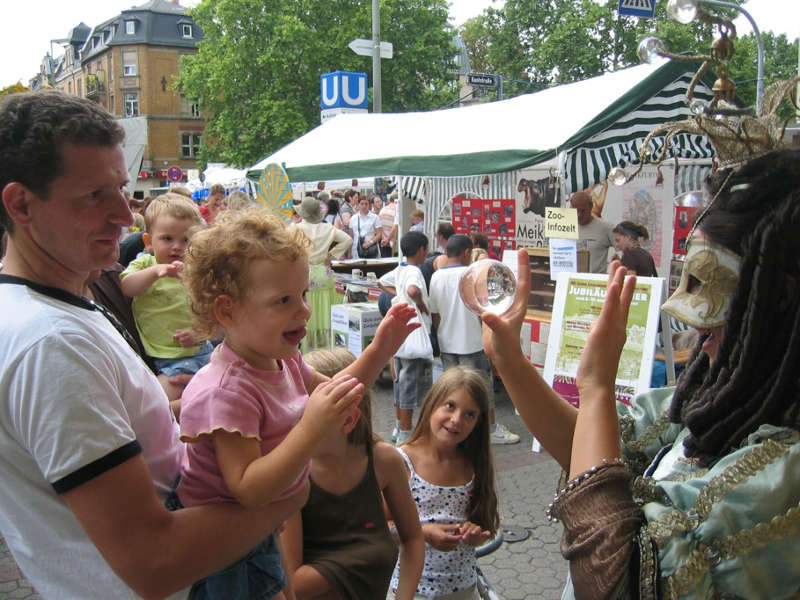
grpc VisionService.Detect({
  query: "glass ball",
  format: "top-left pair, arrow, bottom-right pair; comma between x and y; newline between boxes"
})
689,98 -> 707,115
458,259 -> 517,316
666,0 -> 698,24
637,37 -> 666,64
608,167 -> 628,186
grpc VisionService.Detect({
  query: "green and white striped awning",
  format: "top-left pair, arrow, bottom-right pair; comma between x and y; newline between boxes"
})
563,68 -> 716,194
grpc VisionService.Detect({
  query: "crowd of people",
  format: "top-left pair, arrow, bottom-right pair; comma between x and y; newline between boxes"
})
1,88 -> 798,600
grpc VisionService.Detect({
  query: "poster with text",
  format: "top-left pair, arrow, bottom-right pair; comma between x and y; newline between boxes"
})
543,273 -> 665,407
515,167 -> 561,249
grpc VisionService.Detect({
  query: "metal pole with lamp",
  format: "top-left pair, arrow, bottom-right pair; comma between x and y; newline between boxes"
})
665,0 -> 764,113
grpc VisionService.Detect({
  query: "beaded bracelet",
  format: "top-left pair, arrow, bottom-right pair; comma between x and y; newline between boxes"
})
546,457 -> 627,523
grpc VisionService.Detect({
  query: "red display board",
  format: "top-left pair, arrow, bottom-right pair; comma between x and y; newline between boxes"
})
451,197 -> 516,260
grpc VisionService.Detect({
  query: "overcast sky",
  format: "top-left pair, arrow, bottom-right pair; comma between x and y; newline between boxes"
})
2,0 -> 797,87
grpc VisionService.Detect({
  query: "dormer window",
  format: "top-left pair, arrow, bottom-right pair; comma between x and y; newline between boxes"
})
181,24 -> 193,38
92,36 -> 99,48
103,30 -> 111,43
125,20 -> 136,35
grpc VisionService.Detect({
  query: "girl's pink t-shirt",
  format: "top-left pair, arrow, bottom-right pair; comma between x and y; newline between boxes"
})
177,341 -> 313,506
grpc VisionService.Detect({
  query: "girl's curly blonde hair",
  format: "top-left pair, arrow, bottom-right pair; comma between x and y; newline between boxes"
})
183,207 -> 310,337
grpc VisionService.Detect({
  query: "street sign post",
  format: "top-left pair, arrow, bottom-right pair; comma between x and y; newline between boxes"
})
348,38 -> 393,59
467,73 -> 497,87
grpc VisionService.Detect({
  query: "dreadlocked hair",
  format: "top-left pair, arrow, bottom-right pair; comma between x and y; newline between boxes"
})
669,148 -> 800,466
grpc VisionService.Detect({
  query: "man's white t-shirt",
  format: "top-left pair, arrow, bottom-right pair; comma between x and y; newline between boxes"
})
428,265 -> 483,355
0,281 -> 185,599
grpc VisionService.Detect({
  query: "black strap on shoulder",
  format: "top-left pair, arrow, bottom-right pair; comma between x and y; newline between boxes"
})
0,274 -> 139,352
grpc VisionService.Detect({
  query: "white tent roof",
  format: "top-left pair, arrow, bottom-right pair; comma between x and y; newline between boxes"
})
247,60 -> 671,182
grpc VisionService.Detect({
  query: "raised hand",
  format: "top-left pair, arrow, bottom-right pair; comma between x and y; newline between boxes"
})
300,375 -> 364,440
576,261 -> 636,400
370,302 -> 420,357
481,249 -> 530,368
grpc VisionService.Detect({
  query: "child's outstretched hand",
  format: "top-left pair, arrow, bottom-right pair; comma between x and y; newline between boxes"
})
456,521 -> 492,547
371,302 -> 421,357
157,260 -> 183,279
423,523 -> 463,552
300,375 -> 364,441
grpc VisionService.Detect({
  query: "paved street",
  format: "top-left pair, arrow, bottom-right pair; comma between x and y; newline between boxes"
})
0,369 -> 568,600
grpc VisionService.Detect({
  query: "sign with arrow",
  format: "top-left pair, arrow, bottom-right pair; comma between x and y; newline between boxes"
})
348,38 -> 393,59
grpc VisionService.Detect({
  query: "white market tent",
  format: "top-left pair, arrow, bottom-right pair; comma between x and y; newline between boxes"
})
247,59 -> 717,236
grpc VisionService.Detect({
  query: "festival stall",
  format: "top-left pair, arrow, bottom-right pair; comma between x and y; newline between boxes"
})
247,58 -> 721,390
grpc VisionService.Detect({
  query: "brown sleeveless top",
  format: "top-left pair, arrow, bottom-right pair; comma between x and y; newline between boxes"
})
301,442 -> 399,599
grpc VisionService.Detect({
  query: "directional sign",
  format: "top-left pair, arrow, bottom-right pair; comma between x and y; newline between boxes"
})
618,0 -> 655,18
467,73 -> 497,87
348,38 -> 393,59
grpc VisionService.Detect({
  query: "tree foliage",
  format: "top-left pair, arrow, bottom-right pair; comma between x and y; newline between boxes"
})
178,0 -> 457,167
458,0 -> 797,112
0,82 -> 30,98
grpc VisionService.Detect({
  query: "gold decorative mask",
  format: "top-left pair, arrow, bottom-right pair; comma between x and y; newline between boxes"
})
662,236 -> 740,329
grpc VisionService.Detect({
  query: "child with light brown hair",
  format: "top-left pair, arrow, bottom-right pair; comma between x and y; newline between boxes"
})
176,208 -> 419,600
282,348 -> 424,600
120,193 -> 209,406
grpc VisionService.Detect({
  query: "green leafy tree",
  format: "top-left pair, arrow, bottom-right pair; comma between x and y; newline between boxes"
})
1,82 -> 30,98
177,0 -> 457,167
458,0 -> 736,98
728,31 -> 799,117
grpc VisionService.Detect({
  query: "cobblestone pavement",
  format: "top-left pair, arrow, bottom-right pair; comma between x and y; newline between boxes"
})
0,370 -> 568,600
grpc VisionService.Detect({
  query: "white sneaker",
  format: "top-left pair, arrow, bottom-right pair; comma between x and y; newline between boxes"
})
491,423 -> 520,445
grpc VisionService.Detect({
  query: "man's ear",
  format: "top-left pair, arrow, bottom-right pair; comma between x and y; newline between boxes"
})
212,294 -> 236,328
2,182 -> 36,227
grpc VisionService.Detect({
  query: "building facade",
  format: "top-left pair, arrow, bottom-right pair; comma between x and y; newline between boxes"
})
31,0 -> 204,197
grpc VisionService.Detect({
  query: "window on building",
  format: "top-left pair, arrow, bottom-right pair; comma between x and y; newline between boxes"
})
122,51 -> 137,77
180,94 -> 202,118
124,92 -> 139,117
181,24 -> 193,38
125,20 -> 136,35
68,81 -> 72,94
76,79 -> 82,97
103,29 -> 111,43
181,133 -> 201,158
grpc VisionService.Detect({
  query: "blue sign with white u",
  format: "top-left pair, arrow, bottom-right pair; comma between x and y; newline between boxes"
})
320,71 -> 368,110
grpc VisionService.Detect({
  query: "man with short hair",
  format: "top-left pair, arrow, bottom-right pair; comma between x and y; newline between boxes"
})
0,90 -> 303,599
429,234 -> 519,445
570,190 -> 615,273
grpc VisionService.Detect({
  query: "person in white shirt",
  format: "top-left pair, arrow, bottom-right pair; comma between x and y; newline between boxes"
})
0,90 -> 305,599
350,195 -> 381,259
429,234 -> 520,445
570,190 -> 615,273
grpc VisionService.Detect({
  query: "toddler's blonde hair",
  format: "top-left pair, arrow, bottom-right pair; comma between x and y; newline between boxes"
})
183,208 -> 309,337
